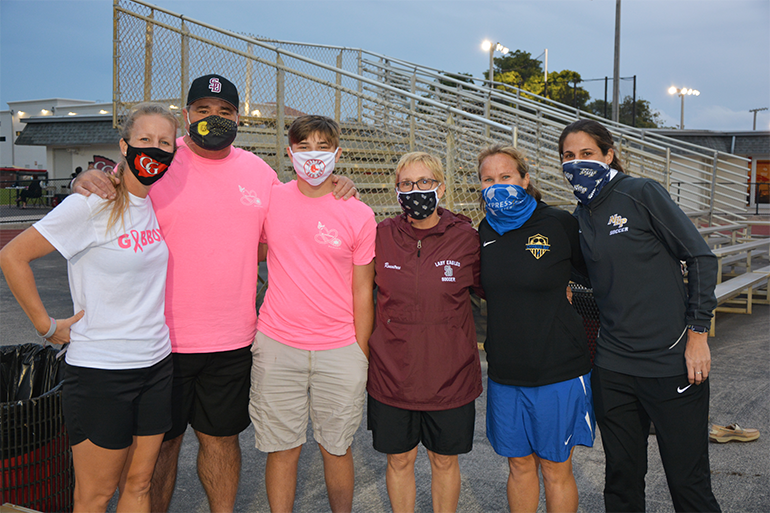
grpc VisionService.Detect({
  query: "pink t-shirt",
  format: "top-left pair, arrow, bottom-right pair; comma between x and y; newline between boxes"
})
149,138 -> 280,353
257,181 -> 376,350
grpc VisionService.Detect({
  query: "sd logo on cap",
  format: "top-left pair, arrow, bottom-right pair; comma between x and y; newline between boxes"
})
186,74 -> 239,110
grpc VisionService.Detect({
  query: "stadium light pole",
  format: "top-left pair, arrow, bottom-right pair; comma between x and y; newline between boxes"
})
612,0 -> 621,122
481,40 -> 509,136
481,40 -> 510,90
668,86 -> 700,129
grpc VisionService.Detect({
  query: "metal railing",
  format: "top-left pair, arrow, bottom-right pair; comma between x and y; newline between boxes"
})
113,0 -> 751,226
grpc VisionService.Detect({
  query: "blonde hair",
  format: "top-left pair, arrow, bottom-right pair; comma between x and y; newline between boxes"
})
395,152 -> 445,184
477,144 -> 542,202
103,103 -> 178,232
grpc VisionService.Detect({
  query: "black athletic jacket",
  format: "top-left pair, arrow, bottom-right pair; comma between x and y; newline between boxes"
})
573,172 -> 718,377
480,202 -> 592,387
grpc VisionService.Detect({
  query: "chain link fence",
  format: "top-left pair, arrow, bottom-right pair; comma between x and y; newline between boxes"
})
115,0 -> 750,225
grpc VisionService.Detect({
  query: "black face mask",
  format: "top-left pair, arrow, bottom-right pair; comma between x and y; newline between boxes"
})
397,189 -> 439,220
186,114 -> 237,151
124,143 -> 175,185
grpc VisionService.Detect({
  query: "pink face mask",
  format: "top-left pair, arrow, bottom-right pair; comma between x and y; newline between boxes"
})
289,148 -> 337,186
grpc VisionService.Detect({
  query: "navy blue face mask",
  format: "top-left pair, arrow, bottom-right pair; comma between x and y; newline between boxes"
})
482,184 -> 537,235
562,159 -> 612,205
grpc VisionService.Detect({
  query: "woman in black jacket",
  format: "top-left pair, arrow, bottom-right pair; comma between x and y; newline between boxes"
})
478,144 -> 594,513
559,119 -> 720,513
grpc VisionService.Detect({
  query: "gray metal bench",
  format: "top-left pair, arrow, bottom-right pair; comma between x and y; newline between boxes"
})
697,223 -> 747,245
711,239 -> 770,283
710,265 -> 770,335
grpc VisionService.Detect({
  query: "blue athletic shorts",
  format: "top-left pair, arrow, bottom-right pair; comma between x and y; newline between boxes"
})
486,372 -> 595,462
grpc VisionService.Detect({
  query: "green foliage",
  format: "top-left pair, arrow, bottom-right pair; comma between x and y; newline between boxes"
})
586,96 -> 664,128
488,50 -> 543,84
426,47 -> 666,128
488,51 -> 590,110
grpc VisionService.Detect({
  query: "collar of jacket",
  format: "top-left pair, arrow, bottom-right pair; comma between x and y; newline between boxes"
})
578,171 -> 630,212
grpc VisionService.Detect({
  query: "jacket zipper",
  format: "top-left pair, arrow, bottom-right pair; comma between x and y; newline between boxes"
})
415,239 -> 422,315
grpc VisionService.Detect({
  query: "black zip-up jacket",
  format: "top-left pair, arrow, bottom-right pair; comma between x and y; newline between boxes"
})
574,172 -> 718,377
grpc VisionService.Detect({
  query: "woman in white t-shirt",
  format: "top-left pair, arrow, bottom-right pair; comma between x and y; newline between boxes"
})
0,103 -> 178,513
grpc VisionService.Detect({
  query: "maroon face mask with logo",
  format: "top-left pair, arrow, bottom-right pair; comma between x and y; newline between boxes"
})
124,143 -> 175,185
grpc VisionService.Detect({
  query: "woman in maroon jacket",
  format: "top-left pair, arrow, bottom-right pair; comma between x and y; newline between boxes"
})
367,151 -> 482,513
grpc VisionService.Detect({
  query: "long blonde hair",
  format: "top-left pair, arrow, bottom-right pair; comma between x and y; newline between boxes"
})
103,103 -> 178,232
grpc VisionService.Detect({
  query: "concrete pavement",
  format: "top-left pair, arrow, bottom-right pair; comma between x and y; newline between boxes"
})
1,248 -> 768,512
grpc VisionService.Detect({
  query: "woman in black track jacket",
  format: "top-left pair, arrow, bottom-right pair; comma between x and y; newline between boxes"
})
559,119 -> 720,513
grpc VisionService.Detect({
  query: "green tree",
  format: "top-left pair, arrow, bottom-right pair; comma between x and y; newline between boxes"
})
487,50 -> 542,84
487,50 -> 590,109
587,96 -> 664,128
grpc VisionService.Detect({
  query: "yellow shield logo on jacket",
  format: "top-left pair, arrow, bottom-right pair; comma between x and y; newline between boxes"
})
526,234 -> 550,259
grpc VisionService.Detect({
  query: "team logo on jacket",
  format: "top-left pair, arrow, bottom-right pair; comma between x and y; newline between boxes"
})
608,213 -> 628,235
526,234 -> 550,259
238,185 -> 262,206
435,259 -> 460,282
314,221 -> 342,248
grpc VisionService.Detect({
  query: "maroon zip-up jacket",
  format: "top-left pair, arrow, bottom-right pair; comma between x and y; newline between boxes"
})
367,208 -> 483,411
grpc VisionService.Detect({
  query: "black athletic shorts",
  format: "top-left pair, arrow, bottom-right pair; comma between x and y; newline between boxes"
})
165,345 -> 252,440
367,395 -> 475,455
62,354 -> 173,450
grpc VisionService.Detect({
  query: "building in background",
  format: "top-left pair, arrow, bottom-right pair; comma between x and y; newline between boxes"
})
648,129 -> 770,213
0,99 -> 120,180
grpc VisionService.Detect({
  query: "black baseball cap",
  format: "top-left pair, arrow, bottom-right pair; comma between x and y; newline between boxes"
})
186,74 -> 239,110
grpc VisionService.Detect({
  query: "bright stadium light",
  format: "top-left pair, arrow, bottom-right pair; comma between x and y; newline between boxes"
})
668,86 -> 700,129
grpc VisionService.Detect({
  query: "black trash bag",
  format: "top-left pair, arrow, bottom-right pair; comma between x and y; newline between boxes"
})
1,343 -> 72,512
0,343 -> 64,402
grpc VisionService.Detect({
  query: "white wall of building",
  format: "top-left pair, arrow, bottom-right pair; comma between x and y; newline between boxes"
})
0,111 -> 16,167
45,145 -> 123,181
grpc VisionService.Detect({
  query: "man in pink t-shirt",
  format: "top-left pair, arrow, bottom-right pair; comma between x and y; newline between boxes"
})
249,115 -> 376,513
73,77 -> 357,513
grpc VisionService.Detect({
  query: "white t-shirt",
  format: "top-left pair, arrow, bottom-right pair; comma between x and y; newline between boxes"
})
33,193 -> 170,369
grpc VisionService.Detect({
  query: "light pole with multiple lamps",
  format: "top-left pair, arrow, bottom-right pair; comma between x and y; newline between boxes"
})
668,86 -> 700,129
481,40 -> 509,136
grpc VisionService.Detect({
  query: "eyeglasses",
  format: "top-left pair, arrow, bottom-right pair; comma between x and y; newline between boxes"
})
395,178 -> 440,192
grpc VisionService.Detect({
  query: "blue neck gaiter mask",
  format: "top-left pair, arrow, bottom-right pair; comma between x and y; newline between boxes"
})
483,184 -> 537,235
562,159 -> 612,205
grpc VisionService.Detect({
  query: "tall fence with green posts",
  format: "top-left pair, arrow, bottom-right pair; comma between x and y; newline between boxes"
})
114,0 -> 750,225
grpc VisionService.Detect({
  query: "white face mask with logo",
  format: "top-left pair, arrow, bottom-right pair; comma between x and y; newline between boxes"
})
289,148 -> 337,186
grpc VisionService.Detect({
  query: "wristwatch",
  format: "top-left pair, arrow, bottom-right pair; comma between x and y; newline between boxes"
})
686,324 -> 709,334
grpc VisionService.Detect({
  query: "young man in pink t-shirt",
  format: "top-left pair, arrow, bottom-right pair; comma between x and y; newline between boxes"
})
249,115 -> 376,512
